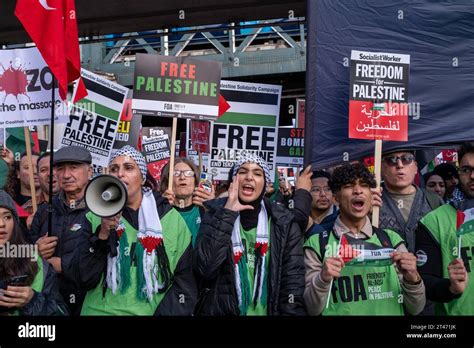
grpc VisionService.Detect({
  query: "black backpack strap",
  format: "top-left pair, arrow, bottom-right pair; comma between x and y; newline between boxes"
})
317,230 -> 331,261
372,226 -> 394,249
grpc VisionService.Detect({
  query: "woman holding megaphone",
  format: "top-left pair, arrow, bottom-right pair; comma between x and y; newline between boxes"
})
76,146 -> 197,315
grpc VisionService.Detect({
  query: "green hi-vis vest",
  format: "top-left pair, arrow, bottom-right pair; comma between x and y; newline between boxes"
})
81,209 -> 191,316
420,203 -> 474,315
30,257 -> 44,293
304,229 -> 405,316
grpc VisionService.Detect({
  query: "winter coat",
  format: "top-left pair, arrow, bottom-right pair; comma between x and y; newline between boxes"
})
193,197 -> 306,316
29,193 -> 89,315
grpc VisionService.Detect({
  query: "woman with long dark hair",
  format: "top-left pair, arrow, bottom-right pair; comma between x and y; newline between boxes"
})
0,190 -> 68,315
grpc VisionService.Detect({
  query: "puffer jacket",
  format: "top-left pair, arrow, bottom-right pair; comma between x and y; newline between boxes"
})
193,197 -> 306,316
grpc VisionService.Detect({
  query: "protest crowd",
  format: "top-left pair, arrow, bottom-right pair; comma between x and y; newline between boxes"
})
0,140 -> 472,316
0,0 -> 473,320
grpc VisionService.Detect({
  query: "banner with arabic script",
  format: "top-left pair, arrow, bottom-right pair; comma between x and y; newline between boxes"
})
348,50 -> 409,141
305,1 -> 474,169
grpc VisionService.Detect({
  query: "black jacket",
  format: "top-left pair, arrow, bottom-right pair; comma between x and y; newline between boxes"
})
193,197 -> 306,316
19,259 -> 69,316
76,192 -> 197,316
29,193 -> 89,315
287,189 -> 313,235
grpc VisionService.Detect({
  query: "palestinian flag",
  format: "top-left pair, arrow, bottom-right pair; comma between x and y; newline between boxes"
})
339,234 -> 394,267
456,208 -> 474,237
75,71 -> 127,122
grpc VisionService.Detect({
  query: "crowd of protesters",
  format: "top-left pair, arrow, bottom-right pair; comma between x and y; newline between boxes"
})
0,141 -> 472,316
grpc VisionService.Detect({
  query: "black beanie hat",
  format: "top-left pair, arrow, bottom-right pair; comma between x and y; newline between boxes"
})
0,190 -> 19,222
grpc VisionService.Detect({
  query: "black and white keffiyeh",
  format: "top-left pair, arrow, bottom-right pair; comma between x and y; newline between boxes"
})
110,145 -> 148,181
232,201 -> 269,313
230,153 -> 271,314
106,146 -> 172,301
232,153 -> 272,183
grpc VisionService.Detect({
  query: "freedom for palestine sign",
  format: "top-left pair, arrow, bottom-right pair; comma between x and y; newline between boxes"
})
349,50 -> 410,142
132,54 -> 222,120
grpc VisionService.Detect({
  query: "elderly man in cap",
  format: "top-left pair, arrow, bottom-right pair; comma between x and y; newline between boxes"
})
30,146 -> 93,315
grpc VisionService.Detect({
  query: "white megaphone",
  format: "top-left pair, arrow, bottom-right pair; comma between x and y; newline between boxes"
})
84,175 -> 128,217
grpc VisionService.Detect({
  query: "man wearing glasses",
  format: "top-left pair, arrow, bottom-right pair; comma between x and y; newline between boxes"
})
416,142 -> 473,315
379,150 -> 443,254
160,158 -> 215,247
305,171 -> 338,240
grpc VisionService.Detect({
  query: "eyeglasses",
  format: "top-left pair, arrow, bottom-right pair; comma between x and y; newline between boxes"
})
310,186 -> 332,195
173,170 -> 195,177
383,154 -> 415,166
458,166 -> 474,175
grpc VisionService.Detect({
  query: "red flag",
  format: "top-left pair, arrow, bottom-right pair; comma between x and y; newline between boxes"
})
218,94 -> 230,117
15,0 -> 87,101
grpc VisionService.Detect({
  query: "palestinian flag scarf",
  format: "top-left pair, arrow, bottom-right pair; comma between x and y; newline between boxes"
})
106,188 -> 172,301
232,201 -> 269,315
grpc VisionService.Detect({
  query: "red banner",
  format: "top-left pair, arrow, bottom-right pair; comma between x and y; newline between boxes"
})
349,101 -> 408,141
191,120 -> 210,153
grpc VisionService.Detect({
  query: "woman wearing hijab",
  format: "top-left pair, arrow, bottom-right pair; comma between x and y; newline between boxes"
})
193,154 -> 306,315
0,190 -> 68,315
423,171 -> 446,201
76,146 -> 197,315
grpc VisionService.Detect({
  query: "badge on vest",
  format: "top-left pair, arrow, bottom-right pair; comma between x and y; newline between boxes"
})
415,249 -> 428,267
70,224 -> 82,232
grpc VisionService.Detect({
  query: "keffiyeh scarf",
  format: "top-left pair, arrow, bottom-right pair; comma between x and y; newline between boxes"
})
232,201 -> 269,314
232,153 -> 272,184
106,188 -> 172,301
449,187 -> 467,210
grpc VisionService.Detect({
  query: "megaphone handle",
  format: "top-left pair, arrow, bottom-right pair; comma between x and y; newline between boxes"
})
109,228 -> 118,258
